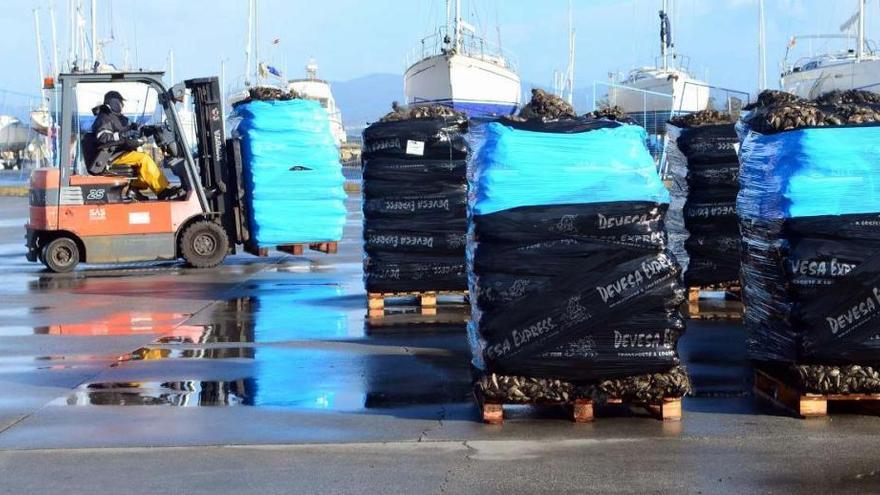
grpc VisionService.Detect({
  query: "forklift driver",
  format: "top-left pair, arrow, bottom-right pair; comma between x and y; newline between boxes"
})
91,91 -> 181,200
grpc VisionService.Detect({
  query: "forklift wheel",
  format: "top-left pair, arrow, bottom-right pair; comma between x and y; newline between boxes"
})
41,237 -> 80,273
180,221 -> 229,268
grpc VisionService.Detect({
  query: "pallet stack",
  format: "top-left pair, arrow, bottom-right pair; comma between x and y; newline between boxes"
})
361,109 -> 469,321
739,90 -> 880,418
666,110 -> 742,319
467,110 -> 689,424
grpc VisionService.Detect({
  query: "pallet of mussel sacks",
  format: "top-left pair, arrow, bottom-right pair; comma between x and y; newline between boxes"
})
233,88 -> 346,259
361,104 -> 470,325
686,283 -> 743,320
466,90 -> 689,424
665,109 -> 744,321
739,89 -> 880,418
474,367 -> 688,424
755,365 -> 880,418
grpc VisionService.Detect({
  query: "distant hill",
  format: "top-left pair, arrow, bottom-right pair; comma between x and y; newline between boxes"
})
330,73 -> 403,130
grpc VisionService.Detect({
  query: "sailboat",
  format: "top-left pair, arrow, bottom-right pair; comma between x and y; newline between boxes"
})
780,0 -> 880,98
226,0 -> 289,108
404,0 -> 521,116
607,0 -> 709,119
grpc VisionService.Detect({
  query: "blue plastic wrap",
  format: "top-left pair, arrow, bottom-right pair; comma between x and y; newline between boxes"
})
739,126 -> 880,220
470,122 -> 669,216
235,99 -> 346,246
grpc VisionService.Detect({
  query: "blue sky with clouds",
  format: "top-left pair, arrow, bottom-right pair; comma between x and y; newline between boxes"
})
1,0 -> 878,108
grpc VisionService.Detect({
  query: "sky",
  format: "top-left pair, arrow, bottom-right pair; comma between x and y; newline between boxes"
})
1,0 -> 878,111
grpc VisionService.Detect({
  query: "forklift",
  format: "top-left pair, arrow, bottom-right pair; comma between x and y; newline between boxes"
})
26,71 -> 251,272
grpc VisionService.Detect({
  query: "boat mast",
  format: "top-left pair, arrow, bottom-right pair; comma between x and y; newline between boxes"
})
90,0 -> 97,67
758,0 -> 766,90
659,0 -> 670,70
34,9 -> 45,91
254,0 -> 259,81
857,0 -> 865,62
49,2 -> 59,77
566,0 -> 575,106
245,0 -> 253,86
454,0 -> 462,52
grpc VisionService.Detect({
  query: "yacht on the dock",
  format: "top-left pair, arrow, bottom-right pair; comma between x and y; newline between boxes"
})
607,0 -> 709,119
289,59 -> 346,147
781,0 -> 880,98
404,0 -> 521,117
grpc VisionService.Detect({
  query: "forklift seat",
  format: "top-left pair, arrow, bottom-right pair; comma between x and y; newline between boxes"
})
80,132 -> 137,178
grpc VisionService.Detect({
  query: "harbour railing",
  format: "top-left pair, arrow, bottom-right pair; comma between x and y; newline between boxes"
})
405,27 -> 518,74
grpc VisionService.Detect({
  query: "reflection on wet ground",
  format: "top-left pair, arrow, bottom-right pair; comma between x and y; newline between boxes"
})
0,354 -> 113,373
35,312 -> 192,336
70,344 -> 473,410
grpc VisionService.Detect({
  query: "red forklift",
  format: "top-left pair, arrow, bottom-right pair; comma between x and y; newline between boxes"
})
26,71 -> 254,272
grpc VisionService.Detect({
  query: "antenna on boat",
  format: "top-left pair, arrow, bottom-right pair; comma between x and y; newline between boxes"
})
758,0 -> 766,90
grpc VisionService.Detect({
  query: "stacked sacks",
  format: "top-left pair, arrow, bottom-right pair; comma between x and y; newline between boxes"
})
739,90 -> 880,389
468,116 -> 688,385
666,110 -> 741,286
234,98 -> 346,246
361,107 -> 469,293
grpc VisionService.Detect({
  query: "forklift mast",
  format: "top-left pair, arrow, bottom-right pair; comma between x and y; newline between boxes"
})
184,77 -> 250,247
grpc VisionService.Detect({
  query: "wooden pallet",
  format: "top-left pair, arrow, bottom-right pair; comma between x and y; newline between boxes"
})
754,368 -> 880,418
366,290 -> 468,319
475,392 -> 682,425
687,284 -> 743,320
245,241 -> 338,257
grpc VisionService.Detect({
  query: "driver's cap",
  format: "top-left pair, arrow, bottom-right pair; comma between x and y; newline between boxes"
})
103,90 -> 126,103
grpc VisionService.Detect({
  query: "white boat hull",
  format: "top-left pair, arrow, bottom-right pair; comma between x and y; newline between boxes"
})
782,58 -> 880,99
404,53 -> 521,116
0,121 -> 31,153
609,74 -> 710,114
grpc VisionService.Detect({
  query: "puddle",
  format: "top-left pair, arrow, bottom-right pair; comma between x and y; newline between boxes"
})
65,346 -> 472,410
0,354 -> 111,373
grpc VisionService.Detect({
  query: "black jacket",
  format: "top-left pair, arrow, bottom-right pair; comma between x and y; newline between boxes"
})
91,104 -> 137,157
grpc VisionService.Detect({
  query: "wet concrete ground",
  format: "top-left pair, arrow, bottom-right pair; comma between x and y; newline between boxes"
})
1,195 -> 879,493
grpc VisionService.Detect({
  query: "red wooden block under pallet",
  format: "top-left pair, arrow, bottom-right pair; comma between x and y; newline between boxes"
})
244,241 -> 338,257
475,393 -> 682,425
754,368 -> 880,418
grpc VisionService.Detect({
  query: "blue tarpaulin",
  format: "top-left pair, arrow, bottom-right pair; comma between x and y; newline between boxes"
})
470,122 -> 669,215
235,99 -> 346,246
738,125 -> 880,219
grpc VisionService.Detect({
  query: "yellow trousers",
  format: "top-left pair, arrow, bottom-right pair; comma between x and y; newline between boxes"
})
113,151 -> 169,194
